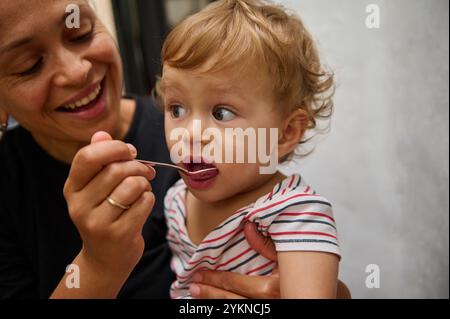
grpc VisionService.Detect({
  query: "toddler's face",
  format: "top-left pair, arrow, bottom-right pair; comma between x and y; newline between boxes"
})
162,63 -> 285,203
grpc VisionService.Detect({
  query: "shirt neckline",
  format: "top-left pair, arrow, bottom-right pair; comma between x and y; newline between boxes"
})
176,174 -> 301,249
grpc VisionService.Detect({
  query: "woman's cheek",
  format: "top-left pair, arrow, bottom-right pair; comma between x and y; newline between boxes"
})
6,80 -> 48,116
88,31 -> 122,71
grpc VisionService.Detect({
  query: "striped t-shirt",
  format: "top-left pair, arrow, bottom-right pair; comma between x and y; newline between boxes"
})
164,174 -> 340,299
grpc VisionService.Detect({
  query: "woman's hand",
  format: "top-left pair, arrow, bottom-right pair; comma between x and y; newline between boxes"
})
189,222 -> 280,299
190,222 -> 351,299
51,132 -> 156,298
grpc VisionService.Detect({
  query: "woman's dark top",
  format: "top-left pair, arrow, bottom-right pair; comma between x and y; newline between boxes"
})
0,96 -> 179,299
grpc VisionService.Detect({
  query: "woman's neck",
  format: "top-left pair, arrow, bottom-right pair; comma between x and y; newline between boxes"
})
32,98 -> 136,164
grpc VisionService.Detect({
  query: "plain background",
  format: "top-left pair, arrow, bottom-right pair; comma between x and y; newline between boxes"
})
277,0 -> 449,298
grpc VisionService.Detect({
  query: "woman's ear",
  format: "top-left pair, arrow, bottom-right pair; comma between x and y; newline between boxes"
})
0,108 -> 9,125
0,108 -> 9,135
278,108 -> 309,159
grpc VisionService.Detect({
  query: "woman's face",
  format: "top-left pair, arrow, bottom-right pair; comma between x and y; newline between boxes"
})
0,0 -> 123,144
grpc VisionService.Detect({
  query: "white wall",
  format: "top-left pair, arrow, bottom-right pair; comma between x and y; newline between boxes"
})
90,0 -> 117,41
277,0 -> 449,298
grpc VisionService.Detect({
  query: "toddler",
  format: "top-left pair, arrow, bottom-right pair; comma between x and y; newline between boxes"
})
158,0 -> 340,298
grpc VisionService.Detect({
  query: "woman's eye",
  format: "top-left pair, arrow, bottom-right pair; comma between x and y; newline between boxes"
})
170,105 -> 187,118
72,29 -> 94,43
70,21 -> 96,43
213,107 -> 236,122
17,57 -> 43,76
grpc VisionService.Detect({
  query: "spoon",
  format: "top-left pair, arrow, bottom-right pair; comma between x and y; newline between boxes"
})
136,159 -> 218,177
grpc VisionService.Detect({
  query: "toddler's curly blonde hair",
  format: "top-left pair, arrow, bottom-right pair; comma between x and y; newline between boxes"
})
158,0 -> 334,149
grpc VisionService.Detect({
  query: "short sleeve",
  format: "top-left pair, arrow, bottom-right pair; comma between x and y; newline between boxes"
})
247,177 -> 341,259
267,198 -> 341,258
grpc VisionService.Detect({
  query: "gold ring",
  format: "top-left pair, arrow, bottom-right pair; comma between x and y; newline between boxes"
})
106,196 -> 131,210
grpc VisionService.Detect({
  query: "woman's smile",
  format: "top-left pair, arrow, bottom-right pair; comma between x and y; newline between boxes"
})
55,77 -> 107,121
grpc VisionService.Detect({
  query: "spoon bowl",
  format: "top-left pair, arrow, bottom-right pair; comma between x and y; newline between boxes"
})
136,159 -> 218,177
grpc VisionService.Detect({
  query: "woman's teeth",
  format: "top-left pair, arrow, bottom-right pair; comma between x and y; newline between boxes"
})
62,84 -> 101,110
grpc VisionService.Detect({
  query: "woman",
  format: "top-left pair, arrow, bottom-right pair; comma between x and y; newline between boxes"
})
0,0 -> 348,299
0,0 -> 286,299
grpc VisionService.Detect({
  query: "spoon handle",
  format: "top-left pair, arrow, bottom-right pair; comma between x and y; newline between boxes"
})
136,159 -> 188,173
136,159 -> 218,176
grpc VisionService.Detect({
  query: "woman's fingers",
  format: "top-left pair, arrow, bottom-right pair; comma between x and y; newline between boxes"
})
113,190 -> 155,235
192,270 -> 280,299
91,131 -> 114,144
192,223 -> 281,299
337,280 -> 352,299
108,176 -> 152,211
81,160 -> 154,208
92,176 -> 152,223
190,283 -> 246,299
62,132 -> 158,282
64,139 -> 137,194
244,222 -> 277,261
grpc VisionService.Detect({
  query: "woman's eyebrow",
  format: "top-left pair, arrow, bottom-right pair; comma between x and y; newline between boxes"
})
0,3 -> 93,57
0,37 -> 33,56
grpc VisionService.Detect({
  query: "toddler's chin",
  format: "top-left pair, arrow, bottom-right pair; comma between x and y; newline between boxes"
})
188,187 -> 232,204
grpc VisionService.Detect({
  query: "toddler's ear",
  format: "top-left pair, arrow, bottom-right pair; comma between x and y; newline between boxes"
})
278,109 -> 309,159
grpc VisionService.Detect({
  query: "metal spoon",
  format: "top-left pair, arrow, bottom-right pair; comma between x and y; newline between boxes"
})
136,159 -> 218,176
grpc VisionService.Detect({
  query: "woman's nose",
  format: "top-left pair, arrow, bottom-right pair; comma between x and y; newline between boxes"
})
52,49 -> 92,87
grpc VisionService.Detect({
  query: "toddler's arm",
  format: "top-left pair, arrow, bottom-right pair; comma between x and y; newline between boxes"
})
278,251 -> 339,298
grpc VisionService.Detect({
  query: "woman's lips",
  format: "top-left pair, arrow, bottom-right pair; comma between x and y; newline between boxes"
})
56,78 -> 107,120
59,80 -> 102,108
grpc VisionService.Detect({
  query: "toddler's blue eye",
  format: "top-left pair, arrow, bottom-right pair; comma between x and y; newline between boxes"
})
170,105 -> 187,118
213,107 -> 236,122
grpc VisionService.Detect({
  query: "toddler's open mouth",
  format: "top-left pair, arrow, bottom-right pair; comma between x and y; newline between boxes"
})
183,162 -> 218,179
182,158 -> 219,189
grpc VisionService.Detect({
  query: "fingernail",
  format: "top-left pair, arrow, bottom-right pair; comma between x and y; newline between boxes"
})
189,284 -> 200,297
127,144 -> 137,157
192,273 -> 202,282
146,167 -> 156,180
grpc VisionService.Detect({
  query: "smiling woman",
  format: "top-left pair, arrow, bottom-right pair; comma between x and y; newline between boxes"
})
0,0 -> 126,163
0,0 -> 175,298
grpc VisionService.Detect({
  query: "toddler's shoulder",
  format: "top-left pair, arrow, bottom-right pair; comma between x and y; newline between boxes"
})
245,174 -> 334,225
245,174 -> 340,258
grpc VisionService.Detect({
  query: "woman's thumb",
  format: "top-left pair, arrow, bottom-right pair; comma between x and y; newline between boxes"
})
244,222 -> 277,262
91,131 -> 113,144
